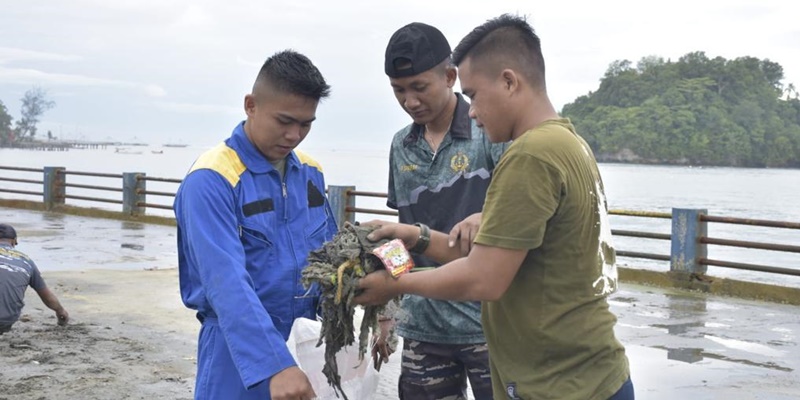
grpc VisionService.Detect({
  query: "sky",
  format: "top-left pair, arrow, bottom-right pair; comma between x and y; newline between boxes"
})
1,0 -> 799,151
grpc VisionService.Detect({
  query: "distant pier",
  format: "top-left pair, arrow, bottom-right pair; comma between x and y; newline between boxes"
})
1,140 -> 149,151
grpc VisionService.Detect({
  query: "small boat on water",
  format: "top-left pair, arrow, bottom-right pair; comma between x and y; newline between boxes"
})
115,147 -> 143,155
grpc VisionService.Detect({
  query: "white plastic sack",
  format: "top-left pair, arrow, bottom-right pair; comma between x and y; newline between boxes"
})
286,317 -> 379,400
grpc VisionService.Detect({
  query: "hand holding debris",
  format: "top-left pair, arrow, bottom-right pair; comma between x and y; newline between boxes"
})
301,222 -> 401,399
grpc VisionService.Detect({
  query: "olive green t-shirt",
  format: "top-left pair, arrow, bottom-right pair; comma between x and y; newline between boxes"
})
474,118 -> 629,400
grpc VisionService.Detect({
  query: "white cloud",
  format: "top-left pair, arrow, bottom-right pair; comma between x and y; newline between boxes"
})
143,84 -> 168,98
0,47 -> 82,64
0,66 -> 168,99
236,56 -> 261,68
0,67 -> 126,86
170,5 -> 214,29
154,101 -> 242,116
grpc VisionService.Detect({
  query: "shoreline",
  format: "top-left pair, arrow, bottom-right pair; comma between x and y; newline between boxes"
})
3,144 -> 800,170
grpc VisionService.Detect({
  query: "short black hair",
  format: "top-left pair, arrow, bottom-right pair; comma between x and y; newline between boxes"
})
254,50 -> 331,100
452,14 -> 546,88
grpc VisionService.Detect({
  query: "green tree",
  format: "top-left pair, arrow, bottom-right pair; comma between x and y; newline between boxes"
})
760,59 -> 784,93
15,88 -> 55,141
0,100 -> 13,146
562,52 -> 800,168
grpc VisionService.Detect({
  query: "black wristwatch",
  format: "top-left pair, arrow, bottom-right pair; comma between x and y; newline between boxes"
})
410,223 -> 430,254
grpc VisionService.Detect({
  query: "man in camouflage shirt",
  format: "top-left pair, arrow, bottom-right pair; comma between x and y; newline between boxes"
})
374,22 -> 506,399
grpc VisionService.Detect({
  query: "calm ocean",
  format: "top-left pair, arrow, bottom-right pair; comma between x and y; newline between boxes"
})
0,144 -> 798,286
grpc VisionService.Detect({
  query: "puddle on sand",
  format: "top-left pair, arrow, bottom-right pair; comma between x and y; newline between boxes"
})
705,334 -> 786,358
627,345 -> 800,400
652,344 -> 792,372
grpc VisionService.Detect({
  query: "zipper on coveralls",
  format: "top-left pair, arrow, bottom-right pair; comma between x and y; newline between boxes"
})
281,175 -> 298,319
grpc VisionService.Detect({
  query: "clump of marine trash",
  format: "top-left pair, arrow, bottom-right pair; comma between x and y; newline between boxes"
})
301,222 -> 401,400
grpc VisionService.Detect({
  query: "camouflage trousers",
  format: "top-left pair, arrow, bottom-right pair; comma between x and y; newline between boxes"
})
399,339 -> 493,400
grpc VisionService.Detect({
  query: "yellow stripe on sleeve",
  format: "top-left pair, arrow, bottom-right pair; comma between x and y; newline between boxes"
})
295,149 -> 323,172
188,143 -> 247,187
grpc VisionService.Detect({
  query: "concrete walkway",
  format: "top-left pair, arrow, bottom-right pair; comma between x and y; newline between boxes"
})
3,207 -> 799,399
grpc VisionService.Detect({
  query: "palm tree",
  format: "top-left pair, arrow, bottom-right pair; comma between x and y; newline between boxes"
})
784,83 -> 798,100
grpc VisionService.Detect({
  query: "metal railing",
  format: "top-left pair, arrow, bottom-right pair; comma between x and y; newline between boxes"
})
608,209 -> 672,262
138,175 -> 183,210
697,215 -> 800,277
0,166 -> 798,280
0,166 -> 179,214
59,169 -> 125,205
328,188 -> 800,279
0,166 -> 44,197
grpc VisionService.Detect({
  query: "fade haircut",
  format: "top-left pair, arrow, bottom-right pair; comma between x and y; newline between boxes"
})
435,58 -> 456,76
254,50 -> 331,100
393,57 -> 454,78
452,14 -> 546,89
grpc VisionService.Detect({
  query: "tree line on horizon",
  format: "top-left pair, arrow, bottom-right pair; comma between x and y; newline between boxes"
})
562,51 -> 800,168
5,54 -> 800,168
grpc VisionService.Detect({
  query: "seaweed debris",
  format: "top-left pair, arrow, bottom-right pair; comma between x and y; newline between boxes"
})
301,222 -> 397,399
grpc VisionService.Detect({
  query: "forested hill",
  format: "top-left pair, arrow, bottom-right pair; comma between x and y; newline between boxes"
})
561,51 -> 800,168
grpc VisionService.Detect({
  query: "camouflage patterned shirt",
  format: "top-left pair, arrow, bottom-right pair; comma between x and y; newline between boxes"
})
387,93 -> 507,344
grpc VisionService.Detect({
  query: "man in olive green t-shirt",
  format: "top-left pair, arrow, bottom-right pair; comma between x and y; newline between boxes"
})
354,14 -> 633,400
474,117 -> 629,400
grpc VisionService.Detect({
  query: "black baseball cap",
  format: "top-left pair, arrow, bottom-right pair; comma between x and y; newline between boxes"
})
0,224 -> 17,240
385,22 -> 451,78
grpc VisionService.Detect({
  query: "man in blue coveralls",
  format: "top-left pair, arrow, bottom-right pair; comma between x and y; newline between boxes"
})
174,50 -> 338,400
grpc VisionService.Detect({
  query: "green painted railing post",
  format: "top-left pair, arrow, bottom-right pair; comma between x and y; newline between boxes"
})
670,208 -> 708,275
123,172 -> 146,216
327,185 -> 355,228
43,167 -> 65,210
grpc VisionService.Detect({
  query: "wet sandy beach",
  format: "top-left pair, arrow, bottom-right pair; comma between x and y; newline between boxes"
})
0,268 -> 196,400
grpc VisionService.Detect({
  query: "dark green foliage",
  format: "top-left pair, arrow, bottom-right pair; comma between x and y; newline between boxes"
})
0,88 -> 55,146
15,87 -> 55,141
301,222 -> 395,399
562,52 -> 800,168
0,100 -> 12,146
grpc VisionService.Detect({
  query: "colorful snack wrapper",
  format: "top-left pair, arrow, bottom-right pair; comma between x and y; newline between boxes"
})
371,239 -> 415,278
